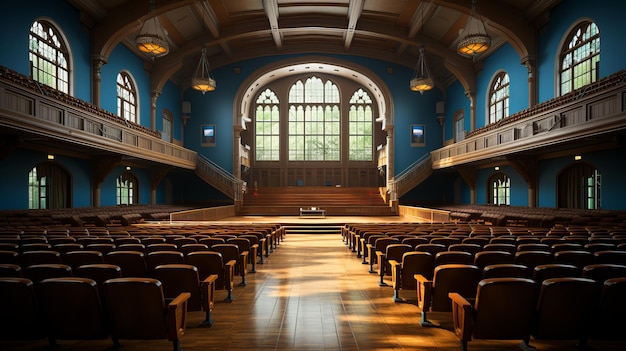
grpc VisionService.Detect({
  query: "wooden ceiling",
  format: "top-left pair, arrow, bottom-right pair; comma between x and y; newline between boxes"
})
67,0 -> 562,90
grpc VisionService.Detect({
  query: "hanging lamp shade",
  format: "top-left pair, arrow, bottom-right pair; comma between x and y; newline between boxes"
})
135,1 -> 169,57
457,0 -> 491,56
192,47 -> 216,93
410,47 -> 433,93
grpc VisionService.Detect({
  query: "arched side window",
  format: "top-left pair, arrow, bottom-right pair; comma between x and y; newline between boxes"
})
29,20 -> 70,93
117,72 -> 138,123
488,172 -> 510,205
117,172 -> 138,205
288,76 -> 340,161
255,88 -> 280,161
488,72 -> 509,124
348,89 -> 373,161
558,163 -> 601,209
560,21 -> 600,95
28,162 -> 71,209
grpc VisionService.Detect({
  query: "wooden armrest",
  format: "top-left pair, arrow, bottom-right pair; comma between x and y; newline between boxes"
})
389,259 -> 400,267
415,274 -> 433,310
201,274 -> 218,312
167,292 -> 191,342
448,292 -> 474,341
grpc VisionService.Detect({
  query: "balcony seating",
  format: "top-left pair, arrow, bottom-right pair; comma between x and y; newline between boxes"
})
101,277 -> 190,351
152,264 -> 218,327
415,264 -> 482,327
389,251 -> 433,302
35,277 -> 109,347
449,277 -> 539,351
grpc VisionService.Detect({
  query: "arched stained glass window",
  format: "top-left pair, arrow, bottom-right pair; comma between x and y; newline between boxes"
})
29,20 -> 70,93
560,21 -> 600,95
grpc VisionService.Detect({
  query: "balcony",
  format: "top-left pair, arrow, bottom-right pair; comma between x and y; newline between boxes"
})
0,66 -> 196,169
431,71 -> 626,169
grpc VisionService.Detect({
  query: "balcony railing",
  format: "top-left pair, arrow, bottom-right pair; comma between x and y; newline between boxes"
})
0,66 -> 196,169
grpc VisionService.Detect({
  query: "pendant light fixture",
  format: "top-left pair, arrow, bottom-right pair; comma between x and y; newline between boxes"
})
192,46 -> 216,93
135,0 -> 169,57
409,46 -> 434,93
191,7 -> 216,93
457,0 -> 491,56
409,5 -> 433,93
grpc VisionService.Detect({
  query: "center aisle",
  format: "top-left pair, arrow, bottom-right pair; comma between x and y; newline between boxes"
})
198,233 -> 458,351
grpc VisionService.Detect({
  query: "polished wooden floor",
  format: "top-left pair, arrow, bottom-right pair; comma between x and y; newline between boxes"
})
3,219 -> 626,350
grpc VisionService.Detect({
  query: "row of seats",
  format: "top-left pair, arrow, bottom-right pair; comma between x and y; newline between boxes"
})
449,277 -> 626,350
0,276 -> 190,351
0,245 -> 243,301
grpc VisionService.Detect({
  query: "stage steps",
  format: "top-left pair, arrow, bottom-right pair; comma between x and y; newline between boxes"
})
283,224 -> 343,235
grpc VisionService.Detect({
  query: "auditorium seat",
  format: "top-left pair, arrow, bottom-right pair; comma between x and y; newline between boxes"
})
481,263 -> 532,279
145,251 -> 185,273
36,277 -> 110,347
106,251 -> 148,277
52,243 -> 84,254
377,243 -> 412,286
532,263 -> 581,283
434,251 -> 474,267
448,243 -> 482,255
522,277 -> 601,349
212,244 -> 248,286
594,250 -> 626,265
62,250 -> 104,270
20,250 -> 62,267
23,263 -> 73,283
582,263 -> 626,283
449,277 -> 539,351
0,277 -> 46,340
228,237 -> 258,273
0,263 -> 22,277
75,263 -> 123,285
0,249 -> 19,265
152,264 -> 218,327
473,251 -> 514,269
102,277 -> 190,351
553,250 -> 595,268
186,251 -> 236,302
590,277 -> 626,341
514,250 -> 553,269
415,264 -> 482,327
389,251 -> 433,302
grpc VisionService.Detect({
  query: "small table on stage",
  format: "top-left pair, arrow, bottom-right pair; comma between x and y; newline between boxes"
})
300,207 -> 326,218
